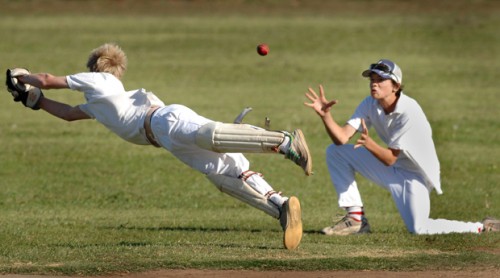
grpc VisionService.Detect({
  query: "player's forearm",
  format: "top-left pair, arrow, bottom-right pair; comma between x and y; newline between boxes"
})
18,73 -> 68,89
39,98 -> 72,120
321,113 -> 350,145
38,98 -> 86,122
364,140 -> 397,166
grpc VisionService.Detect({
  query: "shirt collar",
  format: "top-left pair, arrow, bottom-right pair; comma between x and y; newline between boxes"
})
391,92 -> 408,115
374,92 -> 408,115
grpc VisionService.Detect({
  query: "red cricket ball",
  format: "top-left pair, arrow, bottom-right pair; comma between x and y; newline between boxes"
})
257,44 -> 269,56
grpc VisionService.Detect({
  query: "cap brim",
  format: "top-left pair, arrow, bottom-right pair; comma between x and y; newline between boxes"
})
362,69 -> 393,80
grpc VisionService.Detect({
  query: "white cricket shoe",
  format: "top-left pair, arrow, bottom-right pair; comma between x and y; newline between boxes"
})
321,215 -> 371,236
482,217 -> 500,232
284,129 -> 312,176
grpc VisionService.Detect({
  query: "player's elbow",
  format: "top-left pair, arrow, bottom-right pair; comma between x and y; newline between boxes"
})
383,161 -> 393,167
333,127 -> 356,145
382,157 -> 398,166
62,116 -> 78,122
384,159 -> 395,166
62,112 -> 86,122
334,139 -> 348,145
333,134 -> 350,145
384,148 -> 400,166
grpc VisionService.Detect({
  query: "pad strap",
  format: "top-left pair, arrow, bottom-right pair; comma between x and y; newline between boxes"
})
206,173 -> 280,219
239,170 -> 263,181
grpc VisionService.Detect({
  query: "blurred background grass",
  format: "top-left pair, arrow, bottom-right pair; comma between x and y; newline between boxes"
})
0,0 -> 498,275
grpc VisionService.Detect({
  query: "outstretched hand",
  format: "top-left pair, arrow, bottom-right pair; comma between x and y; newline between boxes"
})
304,85 -> 338,117
354,118 -> 370,149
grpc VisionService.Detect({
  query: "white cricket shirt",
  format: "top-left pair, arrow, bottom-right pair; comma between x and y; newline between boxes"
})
66,72 -> 165,145
347,93 -> 442,194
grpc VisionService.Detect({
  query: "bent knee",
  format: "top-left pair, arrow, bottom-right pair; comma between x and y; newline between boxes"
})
326,143 -> 340,156
326,143 -> 353,159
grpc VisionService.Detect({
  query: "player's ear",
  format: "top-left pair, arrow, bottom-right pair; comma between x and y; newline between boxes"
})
392,81 -> 401,93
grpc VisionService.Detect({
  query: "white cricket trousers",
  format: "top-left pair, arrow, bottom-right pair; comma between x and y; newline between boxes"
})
149,105 -> 277,198
150,104 -> 249,177
326,144 -> 482,234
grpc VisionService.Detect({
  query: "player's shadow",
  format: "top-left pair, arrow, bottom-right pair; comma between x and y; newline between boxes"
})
50,240 -> 273,250
106,224 -> 264,233
304,229 -> 324,234
107,225 -> 323,234
48,225 -> 281,250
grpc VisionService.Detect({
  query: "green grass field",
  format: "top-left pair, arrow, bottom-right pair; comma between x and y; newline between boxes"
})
0,0 -> 499,275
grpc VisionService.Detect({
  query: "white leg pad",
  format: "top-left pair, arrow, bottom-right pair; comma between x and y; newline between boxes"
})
206,173 -> 280,218
196,122 -> 284,153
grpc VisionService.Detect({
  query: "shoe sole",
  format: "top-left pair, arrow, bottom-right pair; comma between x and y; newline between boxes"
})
321,227 -> 361,236
321,222 -> 371,236
283,196 -> 303,250
294,129 -> 312,176
322,227 -> 371,236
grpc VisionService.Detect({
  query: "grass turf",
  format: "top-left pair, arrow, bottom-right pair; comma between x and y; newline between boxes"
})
0,0 -> 499,275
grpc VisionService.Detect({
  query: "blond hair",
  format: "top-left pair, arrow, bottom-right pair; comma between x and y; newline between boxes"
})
86,43 -> 127,79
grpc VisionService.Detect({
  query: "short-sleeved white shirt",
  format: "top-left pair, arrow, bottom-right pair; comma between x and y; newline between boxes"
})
347,93 -> 442,194
66,72 -> 165,145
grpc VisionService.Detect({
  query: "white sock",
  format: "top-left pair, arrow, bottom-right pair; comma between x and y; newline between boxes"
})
278,135 -> 290,154
268,192 -> 286,207
346,206 -> 364,222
